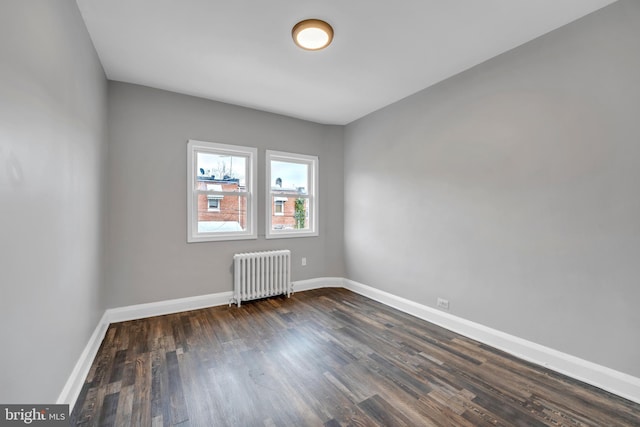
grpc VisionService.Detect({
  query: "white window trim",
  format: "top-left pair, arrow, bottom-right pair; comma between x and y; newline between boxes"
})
187,140 -> 257,242
266,150 -> 318,239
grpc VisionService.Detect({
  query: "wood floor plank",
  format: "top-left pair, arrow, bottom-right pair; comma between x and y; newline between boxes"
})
113,385 -> 133,427
99,392 -> 119,427
165,351 -> 188,425
130,354 -> 152,427
72,288 -> 640,426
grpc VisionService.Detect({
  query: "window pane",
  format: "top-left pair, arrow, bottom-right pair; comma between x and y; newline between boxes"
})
265,150 -> 317,239
197,193 -> 248,233
188,140 -> 256,242
270,196 -> 309,231
197,151 -> 247,188
271,160 -> 308,195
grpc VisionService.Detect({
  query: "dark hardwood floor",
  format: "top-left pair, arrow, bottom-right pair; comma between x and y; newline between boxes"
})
71,288 -> 640,426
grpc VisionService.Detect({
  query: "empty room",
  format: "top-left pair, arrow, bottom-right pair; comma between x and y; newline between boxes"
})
1,0 -> 639,425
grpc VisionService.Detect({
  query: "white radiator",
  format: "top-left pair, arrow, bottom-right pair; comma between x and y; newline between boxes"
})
232,249 -> 291,307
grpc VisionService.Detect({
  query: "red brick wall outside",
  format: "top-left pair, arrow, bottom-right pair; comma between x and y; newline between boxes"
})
271,197 -> 297,229
196,179 -> 304,231
197,181 -> 246,229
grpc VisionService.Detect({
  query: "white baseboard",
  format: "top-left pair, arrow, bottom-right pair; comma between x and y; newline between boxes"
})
106,291 -> 234,324
292,276 -> 343,292
342,278 -> 640,405
57,312 -> 110,406
60,278 -> 640,408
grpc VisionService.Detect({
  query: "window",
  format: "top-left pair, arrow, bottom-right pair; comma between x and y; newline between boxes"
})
274,198 -> 287,216
266,150 -> 318,238
207,196 -> 221,211
187,140 -> 257,242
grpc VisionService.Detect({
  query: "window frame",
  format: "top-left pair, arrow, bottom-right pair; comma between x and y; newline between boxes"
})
187,139 -> 257,242
265,150 -> 318,239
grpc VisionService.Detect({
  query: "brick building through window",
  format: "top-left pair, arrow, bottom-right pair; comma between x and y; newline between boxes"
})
196,177 -> 247,232
196,178 -> 306,232
270,184 -> 306,230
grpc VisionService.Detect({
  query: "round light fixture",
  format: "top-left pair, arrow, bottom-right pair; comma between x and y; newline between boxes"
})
292,19 -> 334,51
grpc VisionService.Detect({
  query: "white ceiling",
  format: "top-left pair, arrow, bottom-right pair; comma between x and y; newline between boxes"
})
76,0 -> 617,125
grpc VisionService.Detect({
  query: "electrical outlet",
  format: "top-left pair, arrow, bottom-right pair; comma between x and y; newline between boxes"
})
437,297 -> 449,310
301,257 -> 307,266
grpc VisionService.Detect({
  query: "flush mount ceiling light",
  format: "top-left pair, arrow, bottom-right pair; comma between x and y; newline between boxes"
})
292,19 -> 334,51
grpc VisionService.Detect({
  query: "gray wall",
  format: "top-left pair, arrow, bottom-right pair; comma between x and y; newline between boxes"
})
106,82 -> 344,308
0,0 -> 108,402
344,0 -> 640,377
